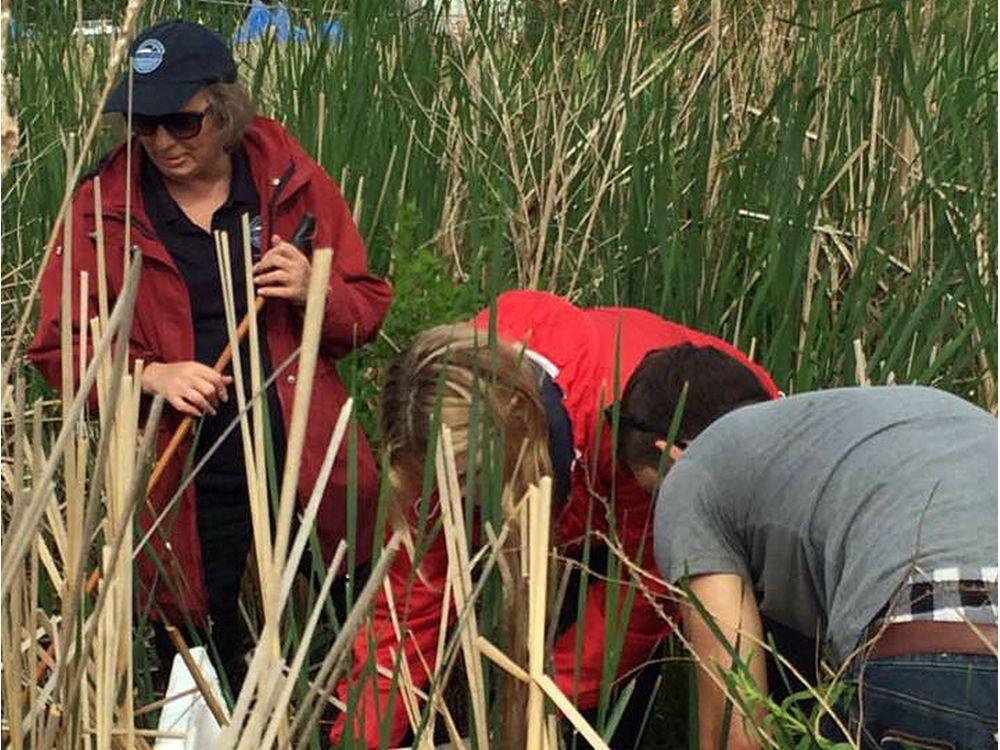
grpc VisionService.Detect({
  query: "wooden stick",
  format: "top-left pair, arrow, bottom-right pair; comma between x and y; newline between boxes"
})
164,625 -> 229,728
145,295 -> 266,496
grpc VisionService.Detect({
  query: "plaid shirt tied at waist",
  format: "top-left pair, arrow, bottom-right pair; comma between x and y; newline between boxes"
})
876,567 -> 998,626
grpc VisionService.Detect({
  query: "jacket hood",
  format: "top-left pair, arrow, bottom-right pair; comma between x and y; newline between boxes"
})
472,291 -> 605,453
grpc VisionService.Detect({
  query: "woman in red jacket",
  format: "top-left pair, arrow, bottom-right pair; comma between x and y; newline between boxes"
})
334,291 -> 777,747
28,21 -> 390,690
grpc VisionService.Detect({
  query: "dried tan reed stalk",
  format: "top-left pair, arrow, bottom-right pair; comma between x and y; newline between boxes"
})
58,136 -> 82,587
270,248 -> 333,602
476,635 -> 530,682
241,215 -> 273,599
2,254 -> 142,598
225,414 -> 352,743
525,478 -> 552,750
12,280 -> 160,748
379,577 -> 427,743
536,674 -> 610,750
222,540 -> 345,747
93,176 -> 110,328
256,548 -> 344,748
853,339 -> 870,387
436,425 -> 490,750
214,226 -> 287,710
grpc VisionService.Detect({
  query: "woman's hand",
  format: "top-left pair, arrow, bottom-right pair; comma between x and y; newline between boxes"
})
252,234 -> 312,306
142,361 -> 232,417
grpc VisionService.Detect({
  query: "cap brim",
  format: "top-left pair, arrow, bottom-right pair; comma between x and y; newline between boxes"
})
104,78 -> 202,117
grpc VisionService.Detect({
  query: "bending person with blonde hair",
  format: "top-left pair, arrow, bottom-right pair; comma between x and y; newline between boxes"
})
333,291 -> 779,748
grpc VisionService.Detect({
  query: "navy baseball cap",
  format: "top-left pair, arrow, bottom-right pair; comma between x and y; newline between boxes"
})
105,20 -> 237,116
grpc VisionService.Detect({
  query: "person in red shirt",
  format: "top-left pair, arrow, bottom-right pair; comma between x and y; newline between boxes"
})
28,21 -> 390,690
333,291 -> 777,747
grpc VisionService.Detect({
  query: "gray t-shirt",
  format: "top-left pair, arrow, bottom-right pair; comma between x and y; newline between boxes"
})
653,386 -> 998,663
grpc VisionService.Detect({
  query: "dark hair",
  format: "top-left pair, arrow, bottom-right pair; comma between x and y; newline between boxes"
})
617,344 -> 772,469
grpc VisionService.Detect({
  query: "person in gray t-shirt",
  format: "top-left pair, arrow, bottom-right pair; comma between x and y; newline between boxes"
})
655,385 -> 997,663
616,346 -> 996,750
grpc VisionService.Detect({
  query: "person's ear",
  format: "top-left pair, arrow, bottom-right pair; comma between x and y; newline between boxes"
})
653,439 -> 686,462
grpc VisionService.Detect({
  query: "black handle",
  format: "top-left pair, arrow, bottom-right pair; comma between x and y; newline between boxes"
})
290,212 -> 316,252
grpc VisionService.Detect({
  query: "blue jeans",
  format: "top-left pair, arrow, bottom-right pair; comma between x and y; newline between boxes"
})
845,653 -> 997,749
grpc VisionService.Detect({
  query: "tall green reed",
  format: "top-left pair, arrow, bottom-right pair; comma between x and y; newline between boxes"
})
7,0 -> 994,402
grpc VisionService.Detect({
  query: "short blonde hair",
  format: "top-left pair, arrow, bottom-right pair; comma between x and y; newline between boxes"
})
203,81 -> 256,150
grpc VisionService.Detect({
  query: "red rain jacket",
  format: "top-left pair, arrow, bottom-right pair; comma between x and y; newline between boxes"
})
333,291 -> 778,746
28,117 -> 391,625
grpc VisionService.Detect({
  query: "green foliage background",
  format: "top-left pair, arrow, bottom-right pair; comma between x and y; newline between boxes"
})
6,0 -> 997,409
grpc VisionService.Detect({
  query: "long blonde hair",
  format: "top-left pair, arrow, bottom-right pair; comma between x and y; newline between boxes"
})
380,322 -> 551,515
379,322 -> 551,746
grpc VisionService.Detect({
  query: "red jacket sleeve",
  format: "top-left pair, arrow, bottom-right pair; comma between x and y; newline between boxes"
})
305,174 -> 392,360
333,528 -> 449,748
27,185 -> 157,406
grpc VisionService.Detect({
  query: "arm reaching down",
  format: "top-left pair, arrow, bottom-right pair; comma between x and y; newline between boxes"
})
685,573 -> 767,750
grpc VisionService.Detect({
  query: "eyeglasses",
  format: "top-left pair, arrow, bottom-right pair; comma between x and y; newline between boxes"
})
129,107 -> 212,140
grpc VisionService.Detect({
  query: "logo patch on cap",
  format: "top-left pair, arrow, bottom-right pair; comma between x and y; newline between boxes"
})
132,39 -> 165,74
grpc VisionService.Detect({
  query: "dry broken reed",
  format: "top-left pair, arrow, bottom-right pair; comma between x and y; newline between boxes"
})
0,236 -> 405,747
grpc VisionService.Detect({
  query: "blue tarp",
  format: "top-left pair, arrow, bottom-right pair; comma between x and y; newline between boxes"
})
232,1 -> 343,44
232,1 -> 305,42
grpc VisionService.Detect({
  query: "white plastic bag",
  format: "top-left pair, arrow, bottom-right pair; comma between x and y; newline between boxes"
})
154,647 -> 228,750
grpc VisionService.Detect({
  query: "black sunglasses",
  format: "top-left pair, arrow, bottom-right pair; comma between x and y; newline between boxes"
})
129,107 -> 212,140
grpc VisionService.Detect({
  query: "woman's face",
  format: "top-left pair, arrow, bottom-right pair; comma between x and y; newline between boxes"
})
137,89 -> 227,184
